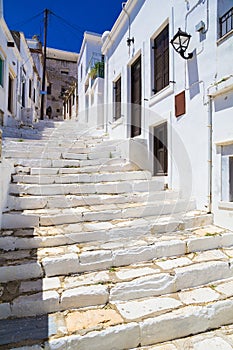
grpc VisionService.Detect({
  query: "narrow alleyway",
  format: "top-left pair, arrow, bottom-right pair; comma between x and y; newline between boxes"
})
0,121 -> 233,349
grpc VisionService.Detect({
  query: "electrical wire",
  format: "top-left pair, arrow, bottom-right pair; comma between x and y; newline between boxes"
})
10,11 -> 44,29
50,11 -> 85,35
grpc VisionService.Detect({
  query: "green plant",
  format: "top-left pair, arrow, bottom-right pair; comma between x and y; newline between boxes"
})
109,267 -> 116,272
17,139 -> 24,142
89,61 -> 104,79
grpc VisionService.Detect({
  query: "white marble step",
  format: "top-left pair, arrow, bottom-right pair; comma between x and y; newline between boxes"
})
28,162 -> 138,175
6,190 -> 177,211
4,150 -> 120,161
0,244 -> 232,317
2,198 -> 195,229
12,170 -> 152,185
0,212 -> 213,251
1,256 -> 233,348
9,177 -> 164,197
1,225 -> 230,284
8,156 -> 126,168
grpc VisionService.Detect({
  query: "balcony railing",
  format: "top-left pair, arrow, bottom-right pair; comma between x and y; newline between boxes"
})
219,7 -> 233,38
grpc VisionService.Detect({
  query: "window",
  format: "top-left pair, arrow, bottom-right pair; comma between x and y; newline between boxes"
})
230,157 -> 233,202
29,79 -> 32,98
219,7 -> 233,37
47,83 -> 52,95
8,75 -> 14,113
80,64 -> 83,81
33,88 -> 36,103
61,70 -> 69,75
22,81 -> 26,108
0,56 -> 4,87
153,24 -> 169,94
113,77 -> 121,120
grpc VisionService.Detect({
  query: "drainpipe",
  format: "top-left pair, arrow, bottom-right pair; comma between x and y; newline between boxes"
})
207,94 -> 213,213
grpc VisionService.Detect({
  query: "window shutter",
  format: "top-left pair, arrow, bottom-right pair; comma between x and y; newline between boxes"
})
154,24 -> 169,94
175,91 -> 186,117
0,58 -> 3,86
114,77 -> 121,120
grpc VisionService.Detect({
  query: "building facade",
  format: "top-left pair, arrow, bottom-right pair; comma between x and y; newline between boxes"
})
77,31 -> 104,128
0,14 -> 21,126
102,0 -> 233,230
46,48 -> 79,120
0,0 -> 44,127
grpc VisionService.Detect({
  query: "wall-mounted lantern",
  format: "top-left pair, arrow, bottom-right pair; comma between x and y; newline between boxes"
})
170,28 -> 193,60
127,37 -> 134,47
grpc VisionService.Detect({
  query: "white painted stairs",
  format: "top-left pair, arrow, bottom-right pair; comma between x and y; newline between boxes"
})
0,121 -> 233,349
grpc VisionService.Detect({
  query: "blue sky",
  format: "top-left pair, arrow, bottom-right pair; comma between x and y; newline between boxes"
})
4,0 -> 124,53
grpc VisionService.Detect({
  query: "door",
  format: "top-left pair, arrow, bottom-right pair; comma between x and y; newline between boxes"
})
154,123 -> 168,175
131,56 -> 141,137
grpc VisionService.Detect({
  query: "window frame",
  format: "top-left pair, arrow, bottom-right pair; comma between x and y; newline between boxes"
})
0,55 -> 4,87
113,76 -> 121,121
219,6 -> 233,38
152,23 -> 169,95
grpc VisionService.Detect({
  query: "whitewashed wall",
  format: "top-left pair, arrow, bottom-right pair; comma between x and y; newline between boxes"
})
77,32 -> 103,126
0,18 -> 21,126
103,0 -> 233,229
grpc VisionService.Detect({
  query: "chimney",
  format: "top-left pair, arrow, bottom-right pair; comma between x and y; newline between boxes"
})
0,0 -> 3,18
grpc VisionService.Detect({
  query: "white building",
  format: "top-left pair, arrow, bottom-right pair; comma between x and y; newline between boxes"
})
102,0 -> 233,230
0,3 -> 21,126
0,0 -> 44,127
77,31 -> 104,128
12,31 -> 42,125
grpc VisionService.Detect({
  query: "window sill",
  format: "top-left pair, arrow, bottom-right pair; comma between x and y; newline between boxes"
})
149,84 -> 174,107
217,29 -> 233,45
218,201 -> 233,211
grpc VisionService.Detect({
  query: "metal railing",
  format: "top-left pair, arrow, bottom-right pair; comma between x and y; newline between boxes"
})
219,7 -> 233,38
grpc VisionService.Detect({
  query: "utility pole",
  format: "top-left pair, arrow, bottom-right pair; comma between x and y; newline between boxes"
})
40,8 -> 49,120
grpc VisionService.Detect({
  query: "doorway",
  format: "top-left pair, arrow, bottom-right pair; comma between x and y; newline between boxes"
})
131,56 -> 141,137
153,122 -> 168,175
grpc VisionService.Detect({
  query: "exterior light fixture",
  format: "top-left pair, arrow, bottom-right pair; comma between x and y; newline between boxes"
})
127,37 -> 134,47
170,28 -> 193,60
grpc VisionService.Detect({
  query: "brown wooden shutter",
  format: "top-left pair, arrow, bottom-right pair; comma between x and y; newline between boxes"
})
114,77 -> 121,120
175,90 -> 186,117
154,24 -> 169,93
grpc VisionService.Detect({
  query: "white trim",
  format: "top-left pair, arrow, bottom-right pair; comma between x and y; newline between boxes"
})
218,201 -> 233,210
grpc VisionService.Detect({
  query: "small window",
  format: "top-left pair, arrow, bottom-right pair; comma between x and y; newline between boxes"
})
33,88 -> 36,103
219,7 -> 233,38
153,24 -> 169,94
113,77 -> 121,120
56,108 -> 60,113
8,75 -> 14,113
0,56 -> 4,87
61,70 -> 69,75
29,79 -> 32,98
80,64 -> 83,81
47,83 -> 52,95
230,157 -> 233,202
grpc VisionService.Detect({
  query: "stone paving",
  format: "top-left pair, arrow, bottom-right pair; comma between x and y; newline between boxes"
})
0,121 -> 233,349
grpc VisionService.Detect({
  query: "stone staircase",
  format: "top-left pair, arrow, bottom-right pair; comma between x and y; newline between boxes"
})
0,121 -> 233,349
